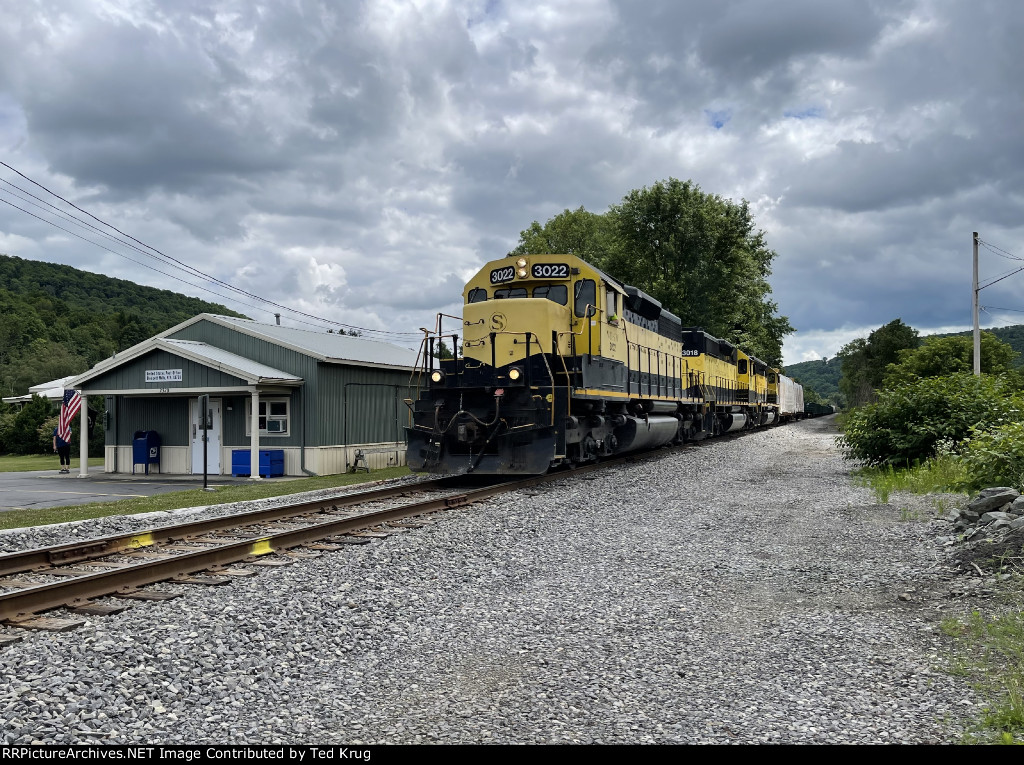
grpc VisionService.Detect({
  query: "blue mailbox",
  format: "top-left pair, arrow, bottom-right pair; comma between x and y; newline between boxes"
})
132,430 -> 161,474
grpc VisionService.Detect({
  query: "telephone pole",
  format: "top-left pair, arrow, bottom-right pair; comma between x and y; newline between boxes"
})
973,231 -> 981,375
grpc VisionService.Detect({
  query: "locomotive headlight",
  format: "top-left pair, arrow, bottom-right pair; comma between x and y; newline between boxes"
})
515,257 -> 527,268
430,370 -> 445,384
517,268 -> 528,278
508,366 -> 522,381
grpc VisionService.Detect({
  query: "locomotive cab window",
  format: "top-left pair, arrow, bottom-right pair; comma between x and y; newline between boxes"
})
467,288 -> 488,303
533,285 -> 567,305
574,279 -> 596,317
495,287 -> 527,299
738,360 -> 748,374
606,288 -> 618,321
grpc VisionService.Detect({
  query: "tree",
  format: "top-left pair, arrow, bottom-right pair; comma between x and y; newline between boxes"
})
513,180 -> 794,366
883,332 -> 1019,387
604,178 -> 791,365
837,319 -> 919,406
838,373 -> 1024,467
512,207 -> 616,267
0,395 -> 53,455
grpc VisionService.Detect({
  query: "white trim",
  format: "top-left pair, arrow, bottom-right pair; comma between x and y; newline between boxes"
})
322,357 -> 417,372
245,396 -> 291,437
77,386 -> 272,396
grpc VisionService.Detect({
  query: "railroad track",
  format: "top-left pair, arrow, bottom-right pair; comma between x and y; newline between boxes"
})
0,461 -> 617,637
0,431 -> 753,641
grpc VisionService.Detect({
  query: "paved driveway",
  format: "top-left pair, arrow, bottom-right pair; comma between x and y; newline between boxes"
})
0,470 -> 274,511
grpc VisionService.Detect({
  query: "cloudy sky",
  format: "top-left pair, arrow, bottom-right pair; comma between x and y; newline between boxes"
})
1,0 -> 1022,365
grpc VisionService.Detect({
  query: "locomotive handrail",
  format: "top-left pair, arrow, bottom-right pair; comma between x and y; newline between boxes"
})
483,330 -> 559,427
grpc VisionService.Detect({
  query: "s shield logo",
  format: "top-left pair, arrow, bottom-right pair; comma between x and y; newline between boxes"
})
490,313 -> 506,331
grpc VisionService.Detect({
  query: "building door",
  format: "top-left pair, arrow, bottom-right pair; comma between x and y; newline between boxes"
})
191,397 -> 222,474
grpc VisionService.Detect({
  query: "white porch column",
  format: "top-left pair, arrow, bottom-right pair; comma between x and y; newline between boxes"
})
78,394 -> 89,478
250,389 -> 262,481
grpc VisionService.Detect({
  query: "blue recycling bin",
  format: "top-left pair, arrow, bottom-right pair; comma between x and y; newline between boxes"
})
132,430 -> 161,474
231,449 -> 284,477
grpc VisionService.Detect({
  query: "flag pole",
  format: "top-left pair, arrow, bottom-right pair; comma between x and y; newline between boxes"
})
78,393 -> 88,478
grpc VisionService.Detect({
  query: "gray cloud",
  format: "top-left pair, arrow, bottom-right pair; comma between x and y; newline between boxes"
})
0,0 -> 1022,362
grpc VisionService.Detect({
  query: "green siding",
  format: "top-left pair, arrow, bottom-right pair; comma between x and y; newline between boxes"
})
218,394 -> 302,448
87,348 -> 247,391
171,321 -> 317,446
318,363 -> 414,445
110,396 -> 190,446
97,318 -> 413,450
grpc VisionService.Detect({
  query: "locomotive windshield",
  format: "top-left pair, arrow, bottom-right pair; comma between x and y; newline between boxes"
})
494,287 -> 527,299
533,285 -> 567,304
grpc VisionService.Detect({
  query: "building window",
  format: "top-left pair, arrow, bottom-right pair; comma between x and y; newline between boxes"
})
246,398 -> 290,436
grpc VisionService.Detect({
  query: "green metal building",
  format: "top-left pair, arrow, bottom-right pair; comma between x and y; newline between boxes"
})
69,314 -> 420,477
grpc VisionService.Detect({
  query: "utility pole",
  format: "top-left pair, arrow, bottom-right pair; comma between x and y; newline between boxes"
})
973,231 -> 981,375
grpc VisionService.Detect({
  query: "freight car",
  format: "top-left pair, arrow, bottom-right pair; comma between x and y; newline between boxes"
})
804,402 -> 836,417
406,253 -> 802,475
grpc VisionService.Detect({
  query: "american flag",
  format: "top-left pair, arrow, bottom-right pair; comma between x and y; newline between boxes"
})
58,389 -> 82,443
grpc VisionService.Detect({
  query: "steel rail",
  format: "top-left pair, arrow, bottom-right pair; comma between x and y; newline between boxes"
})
0,469 -> 596,623
0,435 -> 739,626
0,477 -> 452,578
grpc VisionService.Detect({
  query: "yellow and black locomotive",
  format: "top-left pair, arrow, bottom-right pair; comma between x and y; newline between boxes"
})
406,253 -> 800,474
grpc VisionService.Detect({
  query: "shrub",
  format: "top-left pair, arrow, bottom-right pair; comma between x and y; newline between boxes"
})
838,373 -> 1024,466
961,421 -> 1024,491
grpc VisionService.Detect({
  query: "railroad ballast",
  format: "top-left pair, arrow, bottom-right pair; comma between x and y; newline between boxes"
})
407,253 -> 808,475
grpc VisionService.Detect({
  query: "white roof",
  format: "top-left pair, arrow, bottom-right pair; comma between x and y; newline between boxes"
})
159,340 -> 303,384
2,375 -> 78,404
29,375 -> 78,396
67,313 -> 420,391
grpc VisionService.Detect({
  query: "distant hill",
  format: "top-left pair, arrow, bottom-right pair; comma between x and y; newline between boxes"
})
782,324 -> 1024,408
928,325 -> 1024,365
0,253 -> 247,397
784,357 -> 843,404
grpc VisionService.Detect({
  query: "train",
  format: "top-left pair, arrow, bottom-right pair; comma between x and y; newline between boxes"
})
406,253 -> 808,475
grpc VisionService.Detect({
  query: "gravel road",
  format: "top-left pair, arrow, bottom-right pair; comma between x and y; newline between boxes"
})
0,417 -> 988,744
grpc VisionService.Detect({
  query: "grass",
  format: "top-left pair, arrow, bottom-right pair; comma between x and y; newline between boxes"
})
853,454 -> 971,504
941,608 -> 1024,744
852,452 -> 1024,742
0,465 -> 413,531
0,454 -> 105,472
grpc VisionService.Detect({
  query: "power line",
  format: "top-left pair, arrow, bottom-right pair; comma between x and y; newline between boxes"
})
0,196 -> 291,318
980,266 -> 1024,290
978,238 -> 1023,261
0,162 -> 424,339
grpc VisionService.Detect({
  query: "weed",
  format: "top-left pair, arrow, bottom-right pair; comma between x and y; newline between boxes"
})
942,608 -> 1024,743
854,455 -> 971,504
898,506 -> 924,522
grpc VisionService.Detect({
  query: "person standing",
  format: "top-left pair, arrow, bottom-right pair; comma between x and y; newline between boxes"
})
52,426 -> 71,474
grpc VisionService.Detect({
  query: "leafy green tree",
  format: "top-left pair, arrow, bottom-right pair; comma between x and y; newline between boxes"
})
513,207 -> 616,267
883,332 -> 1018,387
1,395 -> 53,455
603,178 -> 792,365
838,373 -> 1022,466
514,180 -> 793,366
837,319 -> 919,406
